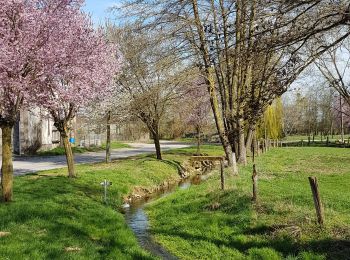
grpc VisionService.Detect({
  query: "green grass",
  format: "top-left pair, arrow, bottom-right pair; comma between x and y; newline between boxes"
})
101,141 -> 131,150
0,145 -> 222,259
37,141 -> 131,156
283,134 -> 349,142
146,147 -> 350,260
37,146 -> 102,156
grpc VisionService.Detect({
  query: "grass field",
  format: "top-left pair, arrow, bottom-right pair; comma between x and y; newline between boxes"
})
0,145 -> 221,259
283,134 -> 349,142
37,141 -> 131,156
146,147 -> 350,260
1,145 -> 349,259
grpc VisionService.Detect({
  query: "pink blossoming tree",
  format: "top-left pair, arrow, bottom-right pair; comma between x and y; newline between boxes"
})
35,6 -> 120,178
0,0 -> 49,201
184,80 -> 212,154
0,0 -> 120,201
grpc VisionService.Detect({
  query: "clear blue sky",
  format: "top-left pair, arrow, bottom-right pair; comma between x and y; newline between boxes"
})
83,0 -> 122,25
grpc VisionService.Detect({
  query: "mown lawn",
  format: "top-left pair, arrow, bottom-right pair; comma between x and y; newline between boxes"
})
0,145 -> 222,259
37,141 -> 131,156
146,147 -> 350,260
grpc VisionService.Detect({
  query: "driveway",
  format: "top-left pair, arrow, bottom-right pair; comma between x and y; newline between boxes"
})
1,141 -> 190,176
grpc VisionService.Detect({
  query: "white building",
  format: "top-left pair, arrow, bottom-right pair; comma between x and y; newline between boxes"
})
0,109 -> 60,155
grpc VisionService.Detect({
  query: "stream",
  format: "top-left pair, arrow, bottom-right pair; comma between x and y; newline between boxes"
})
123,173 -> 211,259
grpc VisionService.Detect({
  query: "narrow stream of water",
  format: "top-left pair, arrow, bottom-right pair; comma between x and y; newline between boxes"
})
123,174 -> 211,259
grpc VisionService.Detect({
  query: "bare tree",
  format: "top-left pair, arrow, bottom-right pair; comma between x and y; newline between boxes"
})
109,25 -> 189,160
117,0 -> 350,165
315,38 -> 350,143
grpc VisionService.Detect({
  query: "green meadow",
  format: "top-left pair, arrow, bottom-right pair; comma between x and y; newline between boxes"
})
146,147 -> 350,260
0,146 -> 349,259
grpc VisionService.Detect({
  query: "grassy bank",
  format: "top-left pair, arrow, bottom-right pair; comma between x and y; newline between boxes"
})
37,141 -> 131,156
0,145 -> 222,259
146,147 -> 350,260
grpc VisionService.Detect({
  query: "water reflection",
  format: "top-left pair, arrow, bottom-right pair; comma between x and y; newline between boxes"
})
123,173 -> 210,259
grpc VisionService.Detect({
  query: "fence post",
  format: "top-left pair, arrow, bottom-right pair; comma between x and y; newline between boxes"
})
252,164 -> 258,202
252,141 -> 255,163
220,160 -> 225,190
308,177 -> 325,226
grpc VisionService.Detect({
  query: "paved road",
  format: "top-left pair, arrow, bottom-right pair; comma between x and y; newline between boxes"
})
1,141 -> 190,176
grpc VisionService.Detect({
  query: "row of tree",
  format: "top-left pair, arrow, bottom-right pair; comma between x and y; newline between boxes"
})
283,84 -> 350,139
3,0 -> 350,202
0,0 -> 119,201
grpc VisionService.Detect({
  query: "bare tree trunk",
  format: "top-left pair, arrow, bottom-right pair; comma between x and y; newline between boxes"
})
245,126 -> 255,157
106,111 -> 111,163
232,152 -> 238,175
196,125 -> 201,155
340,96 -> 344,143
1,125 -> 13,202
237,119 -> 247,165
190,1 -> 233,167
58,124 -> 76,178
152,131 -> 162,160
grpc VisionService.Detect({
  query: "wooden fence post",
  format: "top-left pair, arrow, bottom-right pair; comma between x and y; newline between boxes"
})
326,136 -> 329,146
220,160 -> 225,190
252,164 -> 258,202
252,142 -> 255,163
257,140 -> 260,156
308,177 -> 324,226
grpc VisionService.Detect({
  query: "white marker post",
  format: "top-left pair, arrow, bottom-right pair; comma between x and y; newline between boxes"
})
100,179 -> 112,204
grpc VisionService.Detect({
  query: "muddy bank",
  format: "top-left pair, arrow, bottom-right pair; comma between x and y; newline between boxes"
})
123,159 -> 216,203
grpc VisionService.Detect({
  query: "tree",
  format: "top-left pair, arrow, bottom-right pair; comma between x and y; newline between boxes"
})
0,0 -> 120,203
0,0 -> 92,201
36,13 -> 120,177
80,94 -> 129,163
315,38 -> 350,141
257,98 -> 283,140
110,26 -> 189,160
315,39 -> 350,105
183,80 -> 212,154
118,0 -> 350,166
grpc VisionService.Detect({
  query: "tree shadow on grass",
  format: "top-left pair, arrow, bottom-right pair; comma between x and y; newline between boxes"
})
152,224 -> 350,259
1,174 -> 154,259
150,190 -> 350,259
